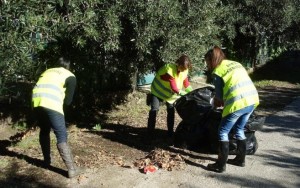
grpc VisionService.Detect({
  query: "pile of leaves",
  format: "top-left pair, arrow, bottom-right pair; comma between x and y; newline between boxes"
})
134,149 -> 186,172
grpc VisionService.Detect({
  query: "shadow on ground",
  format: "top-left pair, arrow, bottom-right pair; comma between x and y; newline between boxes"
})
0,139 -> 67,187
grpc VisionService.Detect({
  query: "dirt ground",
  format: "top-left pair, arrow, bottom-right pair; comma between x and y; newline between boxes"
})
1,61 -> 300,187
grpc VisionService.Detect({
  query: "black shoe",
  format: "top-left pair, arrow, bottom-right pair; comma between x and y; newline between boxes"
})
227,158 -> 245,167
207,162 -> 226,173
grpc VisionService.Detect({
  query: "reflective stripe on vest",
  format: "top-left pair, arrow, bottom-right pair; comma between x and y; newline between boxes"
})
224,90 -> 258,107
33,84 -> 62,93
32,67 -> 75,114
151,77 -> 173,99
213,60 -> 259,117
32,93 -> 62,104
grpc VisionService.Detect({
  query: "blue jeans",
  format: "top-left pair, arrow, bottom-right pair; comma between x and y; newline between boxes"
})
219,105 -> 255,141
34,107 -> 68,144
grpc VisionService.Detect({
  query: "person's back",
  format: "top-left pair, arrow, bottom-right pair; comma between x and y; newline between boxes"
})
32,67 -> 75,114
212,59 -> 259,117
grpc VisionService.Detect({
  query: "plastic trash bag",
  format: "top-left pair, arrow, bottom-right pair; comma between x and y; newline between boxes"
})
175,86 -> 214,125
174,87 -> 265,155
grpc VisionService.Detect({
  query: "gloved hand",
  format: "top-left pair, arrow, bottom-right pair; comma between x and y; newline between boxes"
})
178,90 -> 187,96
185,85 -> 193,93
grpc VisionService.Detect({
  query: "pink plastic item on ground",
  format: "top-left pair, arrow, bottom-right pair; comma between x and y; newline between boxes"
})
143,165 -> 158,174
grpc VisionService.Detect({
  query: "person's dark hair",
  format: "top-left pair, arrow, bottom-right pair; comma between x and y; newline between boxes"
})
57,57 -> 71,70
176,54 -> 192,69
204,46 -> 225,71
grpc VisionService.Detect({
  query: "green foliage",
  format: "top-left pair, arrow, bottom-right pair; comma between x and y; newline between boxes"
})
0,0 -> 300,113
12,121 -> 27,131
92,123 -> 102,131
123,0 -> 232,76
225,0 -> 300,65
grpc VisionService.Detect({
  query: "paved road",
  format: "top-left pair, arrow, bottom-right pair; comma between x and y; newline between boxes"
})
70,97 -> 300,188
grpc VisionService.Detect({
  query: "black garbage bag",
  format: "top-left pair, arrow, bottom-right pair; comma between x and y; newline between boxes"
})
175,86 -> 214,125
228,114 -> 265,155
174,87 -> 265,155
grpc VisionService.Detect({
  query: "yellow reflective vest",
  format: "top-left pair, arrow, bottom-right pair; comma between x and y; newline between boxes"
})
213,60 -> 259,117
151,63 -> 188,104
32,67 -> 75,114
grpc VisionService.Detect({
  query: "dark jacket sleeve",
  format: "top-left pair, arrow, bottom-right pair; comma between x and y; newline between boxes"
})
64,75 -> 77,105
213,74 -> 224,101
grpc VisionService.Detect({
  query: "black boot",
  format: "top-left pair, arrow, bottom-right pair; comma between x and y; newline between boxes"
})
227,139 -> 246,167
57,142 -> 85,178
207,141 -> 229,173
147,110 -> 157,135
167,107 -> 175,137
39,133 -> 51,167
144,111 -> 157,145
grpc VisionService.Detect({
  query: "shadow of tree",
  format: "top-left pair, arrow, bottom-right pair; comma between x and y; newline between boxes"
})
256,149 -> 300,169
85,121 -> 219,170
261,99 -> 300,139
0,139 -> 67,181
87,122 -> 173,153
257,87 -> 300,110
250,149 -> 300,187
207,175 -> 291,188
0,161 -> 63,188
250,98 -> 300,187
167,146 -> 216,170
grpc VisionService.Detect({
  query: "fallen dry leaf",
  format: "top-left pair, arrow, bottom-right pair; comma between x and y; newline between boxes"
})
77,175 -> 88,184
134,149 -> 185,171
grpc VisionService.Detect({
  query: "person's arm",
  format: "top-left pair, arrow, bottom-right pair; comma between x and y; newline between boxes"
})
160,73 -> 179,93
183,77 -> 193,92
64,76 -> 77,105
213,75 -> 224,107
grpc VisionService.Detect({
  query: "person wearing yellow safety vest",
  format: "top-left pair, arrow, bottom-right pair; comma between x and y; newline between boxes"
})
205,46 -> 259,173
32,57 -> 84,178
147,55 -> 193,143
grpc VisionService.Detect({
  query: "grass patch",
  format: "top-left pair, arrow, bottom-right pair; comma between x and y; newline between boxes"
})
106,91 -> 149,121
14,131 -> 56,150
12,121 -> 28,131
15,136 -> 39,149
0,158 -> 9,168
254,80 -> 300,89
92,123 -> 102,131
